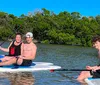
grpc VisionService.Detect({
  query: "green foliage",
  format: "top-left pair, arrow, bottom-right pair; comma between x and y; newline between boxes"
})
0,9 -> 100,47
41,40 -> 50,44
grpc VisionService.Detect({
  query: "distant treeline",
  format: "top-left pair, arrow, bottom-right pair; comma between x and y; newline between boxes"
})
0,8 -> 100,46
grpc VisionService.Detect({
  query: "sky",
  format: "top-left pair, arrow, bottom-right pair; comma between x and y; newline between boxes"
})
0,0 -> 100,17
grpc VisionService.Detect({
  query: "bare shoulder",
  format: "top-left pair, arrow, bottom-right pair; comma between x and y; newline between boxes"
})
31,43 -> 37,49
21,42 -> 24,47
21,42 -> 24,45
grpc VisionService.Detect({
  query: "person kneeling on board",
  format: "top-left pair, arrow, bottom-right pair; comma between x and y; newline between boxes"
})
0,32 -> 37,66
77,36 -> 100,84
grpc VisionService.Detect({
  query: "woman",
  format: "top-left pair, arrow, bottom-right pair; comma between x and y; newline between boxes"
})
0,33 -> 23,62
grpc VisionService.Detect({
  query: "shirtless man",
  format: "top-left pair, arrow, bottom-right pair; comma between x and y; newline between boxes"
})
0,32 -> 37,66
17,32 -> 37,66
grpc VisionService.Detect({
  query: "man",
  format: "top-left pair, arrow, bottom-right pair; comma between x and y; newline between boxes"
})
77,36 -> 100,84
17,32 -> 37,66
0,32 -> 37,66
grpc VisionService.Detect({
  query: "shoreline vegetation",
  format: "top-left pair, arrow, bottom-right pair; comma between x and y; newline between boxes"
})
8,39 -> 39,43
0,8 -> 100,47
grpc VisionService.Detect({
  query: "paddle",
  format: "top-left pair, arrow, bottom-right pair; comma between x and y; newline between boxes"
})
50,69 -> 91,72
0,25 -> 20,46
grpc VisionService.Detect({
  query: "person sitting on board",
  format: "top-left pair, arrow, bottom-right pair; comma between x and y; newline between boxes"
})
0,32 -> 37,66
16,32 -> 37,66
77,35 -> 100,84
0,33 -> 23,62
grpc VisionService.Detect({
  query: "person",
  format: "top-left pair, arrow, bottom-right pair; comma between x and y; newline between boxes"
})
77,36 -> 100,84
0,33 -> 23,62
0,32 -> 37,66
16,32 -> 37,66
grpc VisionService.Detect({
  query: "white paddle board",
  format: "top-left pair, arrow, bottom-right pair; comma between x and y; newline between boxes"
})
33,62 -> 53,66
85,77 -> 100,85
0,62 -> 61,72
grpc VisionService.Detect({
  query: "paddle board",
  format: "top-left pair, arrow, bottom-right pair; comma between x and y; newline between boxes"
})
0,62 -> 61,72
85,77 -> 100,85
33,62 -> 53,66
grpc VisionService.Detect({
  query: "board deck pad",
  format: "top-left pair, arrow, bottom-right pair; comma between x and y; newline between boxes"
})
0,62 -> 61,72
85,78 -> 100,85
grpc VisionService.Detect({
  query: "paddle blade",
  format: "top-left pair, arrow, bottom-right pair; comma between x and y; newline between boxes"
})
50,69 -> 55,72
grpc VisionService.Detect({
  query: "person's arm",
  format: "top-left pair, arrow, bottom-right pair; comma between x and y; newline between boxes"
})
0,42 -> 13,52
91,66 -> 100,72
21,43 -> 24,56
86,66 -> 98,70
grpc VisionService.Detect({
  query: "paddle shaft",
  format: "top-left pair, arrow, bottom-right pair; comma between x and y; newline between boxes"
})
50,69 -> 91,72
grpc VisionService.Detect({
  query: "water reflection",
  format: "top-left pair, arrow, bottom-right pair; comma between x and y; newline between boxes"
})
55,71 -> 80,85
0,72 -> 35,85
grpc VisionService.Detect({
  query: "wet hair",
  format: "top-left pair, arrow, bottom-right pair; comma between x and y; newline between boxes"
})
15,33 -> 22,38
92,35 -> 100,43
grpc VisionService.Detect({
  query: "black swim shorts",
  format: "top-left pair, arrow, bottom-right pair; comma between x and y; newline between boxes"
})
90,70 -> 100,78
20,59 -> 32,66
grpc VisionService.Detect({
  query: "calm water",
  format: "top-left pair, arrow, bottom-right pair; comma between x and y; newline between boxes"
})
0,42 -> 99,85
